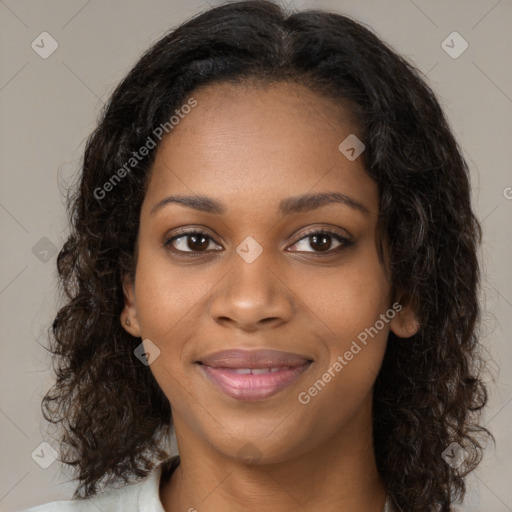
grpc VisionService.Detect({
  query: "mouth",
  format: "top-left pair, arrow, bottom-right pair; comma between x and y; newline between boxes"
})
196,349 -> 313,401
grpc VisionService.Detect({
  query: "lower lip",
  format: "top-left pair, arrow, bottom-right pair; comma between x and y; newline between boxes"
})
199,363 -> 312,401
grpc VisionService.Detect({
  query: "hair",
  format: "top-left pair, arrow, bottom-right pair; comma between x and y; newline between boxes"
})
42,1 -> 492,510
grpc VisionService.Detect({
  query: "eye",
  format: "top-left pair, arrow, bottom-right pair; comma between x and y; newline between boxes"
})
287,229 -> 351,254
163,227 -> 352,257
164,230 -> 222,255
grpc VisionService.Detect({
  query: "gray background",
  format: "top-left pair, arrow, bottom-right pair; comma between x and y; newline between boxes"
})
1,0 -> 511,510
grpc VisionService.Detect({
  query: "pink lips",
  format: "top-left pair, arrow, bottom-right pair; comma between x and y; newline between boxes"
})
197,349 -> 312,401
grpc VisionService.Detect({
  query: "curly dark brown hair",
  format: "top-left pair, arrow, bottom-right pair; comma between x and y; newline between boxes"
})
42,1 -> 492,510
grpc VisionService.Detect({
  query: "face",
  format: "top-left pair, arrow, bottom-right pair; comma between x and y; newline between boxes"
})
122,81 -> 418,464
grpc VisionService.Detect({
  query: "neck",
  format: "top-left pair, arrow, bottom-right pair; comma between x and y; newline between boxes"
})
160,399 -> 386,512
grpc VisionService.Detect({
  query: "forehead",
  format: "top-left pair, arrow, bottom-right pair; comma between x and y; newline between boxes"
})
143,81 -> 378,217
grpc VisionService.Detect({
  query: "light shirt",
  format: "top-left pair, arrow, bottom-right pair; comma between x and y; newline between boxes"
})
23,456 -> 180,512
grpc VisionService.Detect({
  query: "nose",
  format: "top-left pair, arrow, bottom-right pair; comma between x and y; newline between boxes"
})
208,246 -> 294,332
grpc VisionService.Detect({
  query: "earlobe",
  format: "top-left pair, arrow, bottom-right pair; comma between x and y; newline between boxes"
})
389,298 -> 420,339
121,274 -> 142,337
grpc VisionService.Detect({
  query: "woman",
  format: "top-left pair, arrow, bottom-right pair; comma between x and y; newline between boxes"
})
25,1 -> 491,511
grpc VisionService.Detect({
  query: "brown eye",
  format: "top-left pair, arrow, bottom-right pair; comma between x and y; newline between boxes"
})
186,233 -> 209,251
165,231 -> 222,254
287,230 -> 351,254
309,234 -> 334,252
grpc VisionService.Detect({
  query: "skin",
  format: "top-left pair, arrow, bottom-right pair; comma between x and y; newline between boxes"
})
121,81 -> 419,512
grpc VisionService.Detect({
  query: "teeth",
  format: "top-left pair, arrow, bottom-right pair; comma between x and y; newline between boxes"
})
230,367 -> 288,374
232,368 -> 252,374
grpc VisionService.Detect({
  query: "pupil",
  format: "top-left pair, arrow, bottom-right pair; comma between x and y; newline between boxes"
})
189,235 -> 208,251
311,234 -> 330,251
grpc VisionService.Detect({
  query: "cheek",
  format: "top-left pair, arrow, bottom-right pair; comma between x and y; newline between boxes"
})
133,247 -> 210,344
306,240 -> 391,342
298,296 -> 390,429
132,250 -> 205,412
304,242 -> 391,391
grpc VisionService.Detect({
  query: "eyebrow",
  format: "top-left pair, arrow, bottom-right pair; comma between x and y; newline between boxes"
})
150,191 -> 370,216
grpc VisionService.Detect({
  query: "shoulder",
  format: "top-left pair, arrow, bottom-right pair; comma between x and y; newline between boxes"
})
22,456 -> 180,512
22,483 -> 144,512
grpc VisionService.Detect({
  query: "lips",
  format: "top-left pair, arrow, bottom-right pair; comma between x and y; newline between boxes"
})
197,349 -> 313,401
198,348 -> 311,368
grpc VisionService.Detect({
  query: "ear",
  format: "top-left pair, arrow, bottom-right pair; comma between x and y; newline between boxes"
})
389,295 -> 420,338
121,273 -> 142,338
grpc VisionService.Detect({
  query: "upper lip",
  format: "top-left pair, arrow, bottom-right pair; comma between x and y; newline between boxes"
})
197,349 -> 312,369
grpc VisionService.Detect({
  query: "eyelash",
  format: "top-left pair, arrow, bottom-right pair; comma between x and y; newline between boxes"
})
163,227 -> 352,257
